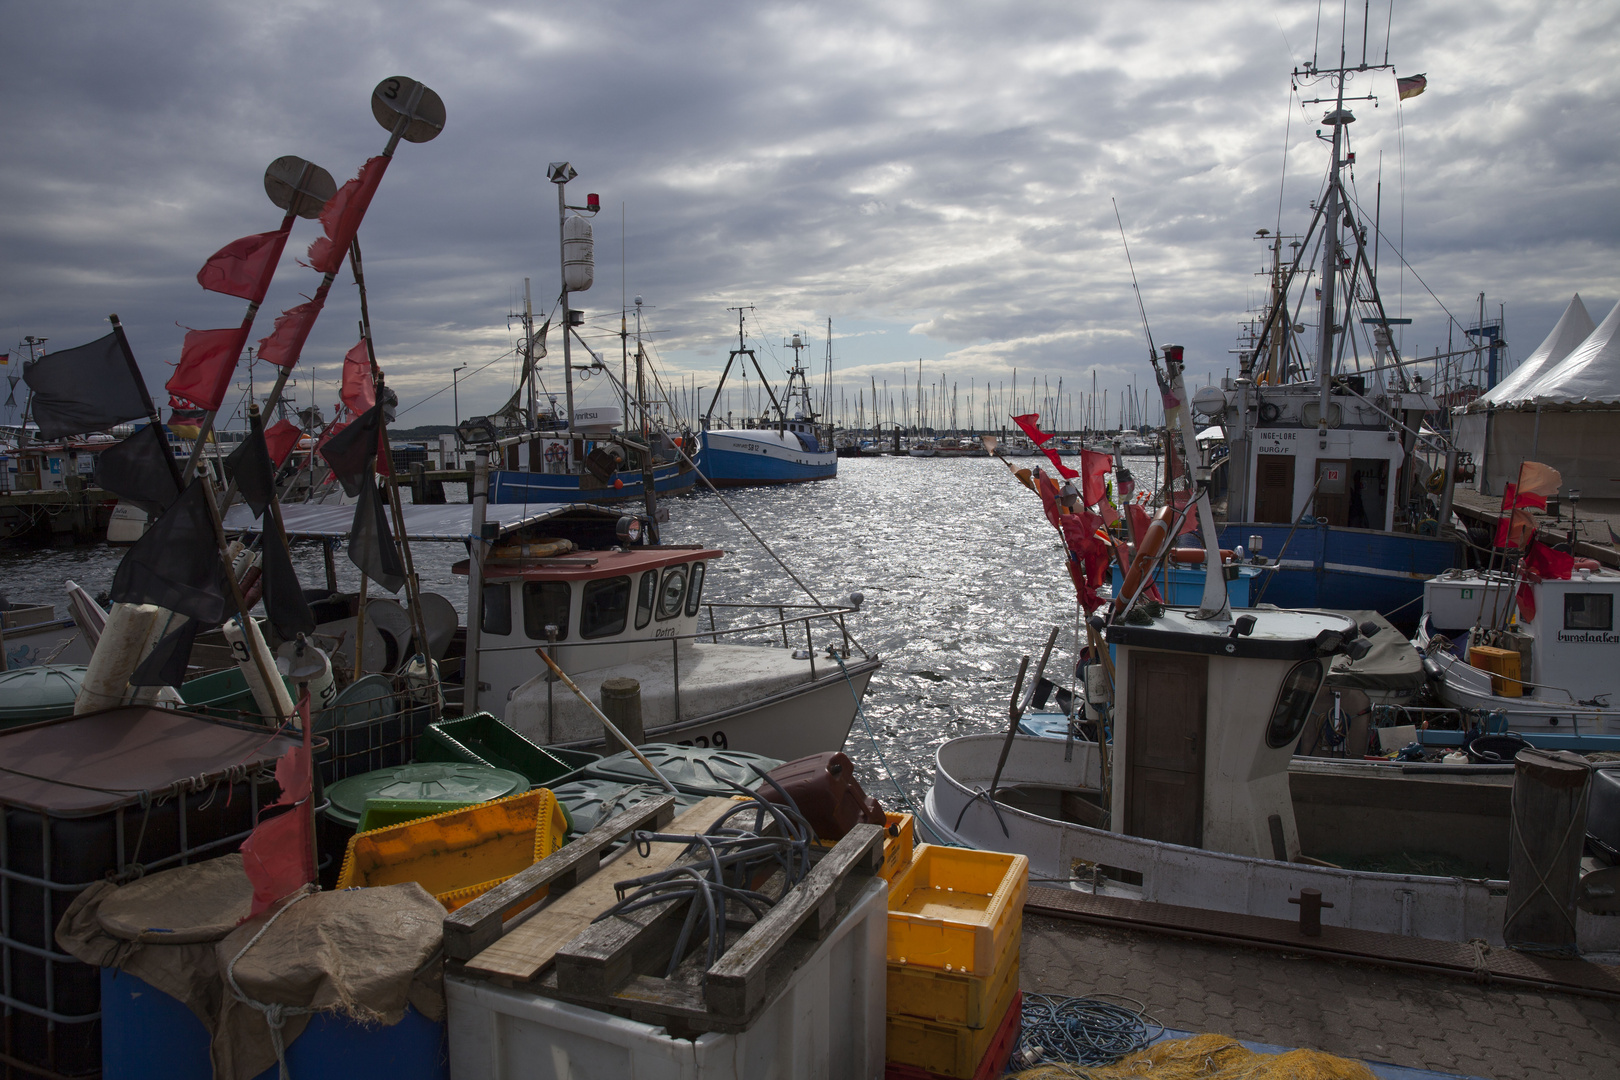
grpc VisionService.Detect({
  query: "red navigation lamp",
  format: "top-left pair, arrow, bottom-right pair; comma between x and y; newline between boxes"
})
1161,343 -> 1184,364
585,193 -> 600,212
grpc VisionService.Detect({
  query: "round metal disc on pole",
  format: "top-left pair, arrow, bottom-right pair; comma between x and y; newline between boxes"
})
263,156 -> 337,219
371,76 -> 446,143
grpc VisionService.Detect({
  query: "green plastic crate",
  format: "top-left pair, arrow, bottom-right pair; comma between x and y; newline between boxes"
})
417,712 -> 598,788
178,667 -> 297,722
357,797 -> 477,833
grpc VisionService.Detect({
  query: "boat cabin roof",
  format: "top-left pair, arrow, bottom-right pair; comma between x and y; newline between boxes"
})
453,545 -> 723,581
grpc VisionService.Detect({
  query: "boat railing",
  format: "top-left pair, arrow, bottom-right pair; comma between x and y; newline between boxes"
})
479,601 -> 867,727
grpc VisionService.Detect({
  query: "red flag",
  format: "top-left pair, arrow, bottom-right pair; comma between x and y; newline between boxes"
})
1516,581 -> 1536,623
340,340 -> 376,414
1079,449 -> 1111,507
1515,461 -> 1561,508
1012,413 -> 1054,446
1031,468 -> 1107,610
257,297 -> 325,369
196,220 -> 292,303
1170,489 -> 1200,536
1524,539 -> 1574,581
264,418 -> 302,469
238,695 -> 315,917
1125,503 -> 1151,546
306,156 -> 391,274
165,325 -> 249,412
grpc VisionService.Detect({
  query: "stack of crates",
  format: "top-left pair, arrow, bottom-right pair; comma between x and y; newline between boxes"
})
883,844 -> 1029,1079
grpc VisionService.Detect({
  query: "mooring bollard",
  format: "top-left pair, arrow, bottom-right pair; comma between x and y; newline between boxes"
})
1505,748 -> 1592,954
1288,887 -> 1333,937
600,677 -> 645,750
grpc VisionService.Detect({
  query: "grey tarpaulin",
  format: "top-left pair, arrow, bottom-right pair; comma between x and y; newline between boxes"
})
1324,609 -> 1426,694
56,857 -> 446,1080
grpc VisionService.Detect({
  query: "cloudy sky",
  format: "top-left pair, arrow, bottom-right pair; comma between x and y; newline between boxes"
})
2,0 -> 1616,433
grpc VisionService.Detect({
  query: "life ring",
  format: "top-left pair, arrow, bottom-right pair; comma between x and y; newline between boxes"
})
1426,468 -> 1447,494
1168,547 -> 1236,564
1115,504 -> 1175,612
545,442 -> 567,463
1258,401 -> 1281,423
1573,558 -> 1602,572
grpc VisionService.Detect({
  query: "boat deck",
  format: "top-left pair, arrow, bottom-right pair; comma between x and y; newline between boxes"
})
1019,895 -> 1620,1079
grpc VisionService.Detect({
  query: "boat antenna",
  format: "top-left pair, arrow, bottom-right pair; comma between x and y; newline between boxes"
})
1112,199 -> 1159,372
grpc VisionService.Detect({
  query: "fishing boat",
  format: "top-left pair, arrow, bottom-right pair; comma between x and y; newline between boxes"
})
1414,566 -> 1620,737
926,345 -> 1620,953
484,168 -> 697,506
1187,62 -> 1461,624
695,312 -> 837,487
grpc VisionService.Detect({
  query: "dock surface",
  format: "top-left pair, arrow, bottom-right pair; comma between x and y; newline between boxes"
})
1020,913 -> 1620,1078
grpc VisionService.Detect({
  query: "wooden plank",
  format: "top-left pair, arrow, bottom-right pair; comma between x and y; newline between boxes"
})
551,807 -> 785,999
442,794 -> 676,961
703,823 -> 883,1019
464,796 -> 737,982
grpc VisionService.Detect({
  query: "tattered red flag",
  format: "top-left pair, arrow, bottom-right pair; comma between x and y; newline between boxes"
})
165,325 -> 250,412
263,418 -> 303,470
340,339 -> 376,415
238,694 -> 315,917
196,220 -> 292,303
1079,448 -> 1112,507
1031,467 -> 1109,610
1012,414 -> 1078,479
1516,582 -> 1537,623
306,156 -> 391,274
257,297 -> 325,369
1524,539 -> 1574,581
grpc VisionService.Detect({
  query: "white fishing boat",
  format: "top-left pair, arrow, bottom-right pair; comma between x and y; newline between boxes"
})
925,341 -> 1620,954
1414,566 -> 1620,736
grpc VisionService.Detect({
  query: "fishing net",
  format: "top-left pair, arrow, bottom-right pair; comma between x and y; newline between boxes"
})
1010,1032 -> 1379,1080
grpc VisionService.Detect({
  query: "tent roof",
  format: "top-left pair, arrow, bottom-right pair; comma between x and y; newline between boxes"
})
1473,294 -> 1595,409
1516,298 -> 1620,407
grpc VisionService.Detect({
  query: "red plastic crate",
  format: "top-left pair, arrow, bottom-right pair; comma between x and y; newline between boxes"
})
885,991 -> 1022,1080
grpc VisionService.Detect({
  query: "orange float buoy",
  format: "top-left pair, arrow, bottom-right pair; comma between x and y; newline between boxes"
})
613,478 -> 625,489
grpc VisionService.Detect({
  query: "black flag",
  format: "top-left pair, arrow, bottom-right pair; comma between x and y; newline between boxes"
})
110,478 -> 232,624
129,618 -> 201,688
226,415 -> 316,638
320,403 -> 405,593
94,423 -> 181,517
23,331 -> 151,438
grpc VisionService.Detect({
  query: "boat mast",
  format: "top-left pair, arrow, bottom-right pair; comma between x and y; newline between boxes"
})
551,164 -> 577,455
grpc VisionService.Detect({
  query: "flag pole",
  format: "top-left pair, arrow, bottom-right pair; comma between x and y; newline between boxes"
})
108,314 -> 182,489
350,236 -> 431,669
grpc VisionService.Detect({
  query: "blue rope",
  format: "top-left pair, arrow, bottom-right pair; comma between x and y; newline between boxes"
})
1014,993 -> 1163,1070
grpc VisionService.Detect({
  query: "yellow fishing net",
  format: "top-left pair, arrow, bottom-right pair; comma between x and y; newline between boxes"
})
1010,1032 -> 1378,1079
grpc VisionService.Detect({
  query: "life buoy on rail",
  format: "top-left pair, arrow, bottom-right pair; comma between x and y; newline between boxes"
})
545,442 -> 568,463
1168,547 -> 1236,564
1115,504 -> 1176,612
1258,400 -> 1281,423
1573,558 -> 1602,572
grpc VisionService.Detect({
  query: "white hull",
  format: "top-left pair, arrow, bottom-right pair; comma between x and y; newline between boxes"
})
1424,645 -> 1620,735
923,733 -> 1617,952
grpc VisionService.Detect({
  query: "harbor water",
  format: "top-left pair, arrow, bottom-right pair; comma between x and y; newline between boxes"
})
0,455 -> 1162,810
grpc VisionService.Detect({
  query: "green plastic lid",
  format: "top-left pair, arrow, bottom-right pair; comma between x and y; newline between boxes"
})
324,762 -> 528,827
584,743 -> 783,796
0,666 -> 88,727
550,777 -> 701,835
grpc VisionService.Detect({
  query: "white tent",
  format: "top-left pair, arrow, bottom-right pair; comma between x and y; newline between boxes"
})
1454,296 -> 1620,498
1475,294 -> 1594,407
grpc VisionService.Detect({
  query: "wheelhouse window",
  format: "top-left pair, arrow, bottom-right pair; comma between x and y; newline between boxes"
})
482,582 -> 511,636
657,564 -> 688,620
685,561 -> 707,618
581,576 -> 632,639
523,581 -> 571,641
1265,659 -> 1324,749
635,570 -> 656,630
1565,593 -> 1613,632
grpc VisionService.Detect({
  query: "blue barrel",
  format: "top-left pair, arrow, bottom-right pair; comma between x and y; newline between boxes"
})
100,968 -> 448,1080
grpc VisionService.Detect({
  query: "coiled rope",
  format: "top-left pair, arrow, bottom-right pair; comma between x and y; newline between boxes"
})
1014,993 -> 1163,1071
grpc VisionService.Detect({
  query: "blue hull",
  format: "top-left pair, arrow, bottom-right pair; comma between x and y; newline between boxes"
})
697,433 -> 837,487
1216,522 -> 1459,624
489,462 -> 695,504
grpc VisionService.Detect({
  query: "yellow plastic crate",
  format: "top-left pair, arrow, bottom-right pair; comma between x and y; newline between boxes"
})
336,788 -> 568,912
886,845 -> 1028,976
884,952 -> 1020,1078
1469,644 -> 1523,697
887,916 -> 1019,1027
879,812 -> 915,883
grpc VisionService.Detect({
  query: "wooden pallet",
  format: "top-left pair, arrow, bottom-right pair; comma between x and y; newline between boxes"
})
449,795 -> 885,1035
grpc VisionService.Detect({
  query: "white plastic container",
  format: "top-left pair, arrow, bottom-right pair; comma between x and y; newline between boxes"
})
446,877 -> 887,1080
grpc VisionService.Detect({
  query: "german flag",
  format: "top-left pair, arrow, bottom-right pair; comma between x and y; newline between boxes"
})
1397,73 -> 1427,100
167,397 -> 210,441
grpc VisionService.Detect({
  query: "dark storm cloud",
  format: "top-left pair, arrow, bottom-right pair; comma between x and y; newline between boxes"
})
1,0 -> 1615,429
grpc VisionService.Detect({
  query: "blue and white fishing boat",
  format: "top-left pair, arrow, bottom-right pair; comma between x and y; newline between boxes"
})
1189,71 -> 1461,624
695,311 -> 837,487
